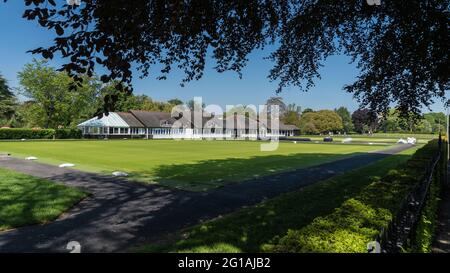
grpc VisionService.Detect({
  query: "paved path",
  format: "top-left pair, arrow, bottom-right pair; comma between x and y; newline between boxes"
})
0,144 -> 412,253
432,166 -> 450,253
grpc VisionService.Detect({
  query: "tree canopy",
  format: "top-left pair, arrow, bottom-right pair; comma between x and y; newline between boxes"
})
299,110 -> 343,134
335,107 -> 354,133
351,108 -> 379,134
0,73 -> 18,126
0,73 -> 13,100
7,0 -> 448,115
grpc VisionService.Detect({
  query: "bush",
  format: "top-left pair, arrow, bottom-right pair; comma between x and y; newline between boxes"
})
0,128 -> 55,139
0,128 -> 82,140
269,140 -> 441,253
55,129 -> 82,139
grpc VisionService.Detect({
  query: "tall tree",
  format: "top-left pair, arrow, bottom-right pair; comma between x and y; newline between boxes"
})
18,59 -> 101,128
167,98 -> 183,106
0,73 -> 17,126
299,110 -> 343,134
302,108 -> 314,115
0,73 -> 13,100
423,112 -> 446,133
283,103 -> 302,126
6,0 -> 447,116
334,107 -> 354,133
351,108 -> 379,134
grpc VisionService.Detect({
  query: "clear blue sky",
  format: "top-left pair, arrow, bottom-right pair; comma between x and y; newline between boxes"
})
0,1 -> 446,113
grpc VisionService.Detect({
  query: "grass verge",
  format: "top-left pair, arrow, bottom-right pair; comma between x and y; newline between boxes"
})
136,146 -> 418,252
0,167 -> 87,231
270,140 -> 439,252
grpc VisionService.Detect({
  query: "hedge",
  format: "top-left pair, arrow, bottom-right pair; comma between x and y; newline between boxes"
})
268,140 -> 442,253
55,129 -> 83,139
0,128 -> 82,140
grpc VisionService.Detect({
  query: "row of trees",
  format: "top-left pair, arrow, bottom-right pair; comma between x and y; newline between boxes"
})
0,60 -> 185,129
0,61 -> 446,134
269,97 -> 446,135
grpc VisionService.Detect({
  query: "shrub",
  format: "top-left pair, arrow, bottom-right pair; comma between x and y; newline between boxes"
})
0,128 -> 55,139
55,129 -> 82,139
0,128 -> 82,139
269,140 -> 441,253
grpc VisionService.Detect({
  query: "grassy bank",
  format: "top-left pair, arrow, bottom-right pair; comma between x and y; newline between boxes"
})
0,168 -> 87,231
136,146 -> 418,252
270,140 -> 439,252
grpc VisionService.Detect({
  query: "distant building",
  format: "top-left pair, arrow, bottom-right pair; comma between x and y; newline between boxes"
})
77,110 -> 299,139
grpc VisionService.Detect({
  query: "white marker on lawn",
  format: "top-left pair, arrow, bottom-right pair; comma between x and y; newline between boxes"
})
112,171 -> 129,177
25,156 -> 38,160
59,163 -> 75,168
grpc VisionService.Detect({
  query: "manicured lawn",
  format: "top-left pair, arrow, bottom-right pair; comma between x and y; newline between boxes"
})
294,133 -> 435,144
0,168 -> 87,231
0,140 -> 389,191
135,146 -> 418,253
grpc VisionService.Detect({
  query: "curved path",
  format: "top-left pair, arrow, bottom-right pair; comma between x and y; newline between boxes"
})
0,144 -> 412,253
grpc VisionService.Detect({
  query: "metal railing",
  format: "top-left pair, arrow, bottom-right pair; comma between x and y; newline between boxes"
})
372,137 -> 446,253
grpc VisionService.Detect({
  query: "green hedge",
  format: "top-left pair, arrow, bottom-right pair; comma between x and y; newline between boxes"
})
55,129 -> 82,139
0,128 -> 55,139
269,140 -> 441,253
0,128 -> 82,140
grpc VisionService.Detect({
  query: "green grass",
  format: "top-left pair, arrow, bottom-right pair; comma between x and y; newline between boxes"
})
294,133 -> 435,144
135,145 -> 418,253
270,140 -> 439,253
0,140 -> 389,191
0,167 -> 87,231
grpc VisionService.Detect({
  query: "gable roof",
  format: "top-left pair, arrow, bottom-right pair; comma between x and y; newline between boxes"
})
116,112 -> 145,127
260,119 -> 299,130
129,110 -> 172,127
78,110 -> 299,131
204,115 -> 259,129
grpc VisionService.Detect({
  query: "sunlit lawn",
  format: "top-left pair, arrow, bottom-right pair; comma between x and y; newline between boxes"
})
0,140 -> 389,191
294,133 -> 436,144
0,168 -> 87,231
136,146 -> 418,253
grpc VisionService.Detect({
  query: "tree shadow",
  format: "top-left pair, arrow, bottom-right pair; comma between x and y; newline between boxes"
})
137,152 -> 412,253
0,171 -> 86,231
142,152 -> 371,191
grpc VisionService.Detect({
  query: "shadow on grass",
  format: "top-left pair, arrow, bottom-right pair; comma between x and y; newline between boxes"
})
138,152 -> 413,252
138,152 -> 373,191
0,170 -> 87,231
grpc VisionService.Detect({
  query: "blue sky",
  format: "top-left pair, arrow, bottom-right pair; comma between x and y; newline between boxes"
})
0,1 -> 446,113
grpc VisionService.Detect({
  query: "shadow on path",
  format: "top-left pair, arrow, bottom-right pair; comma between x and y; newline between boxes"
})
0,144 -> 411,252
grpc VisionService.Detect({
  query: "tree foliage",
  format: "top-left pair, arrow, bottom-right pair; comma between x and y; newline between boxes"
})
351,108 -> 379,134
17,59 -> 102,128
9,1 -> 447,114
0,73 -> 18,127
335,107 -> 354,133
299,110 -> 343,134
0,72 -> 13,100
